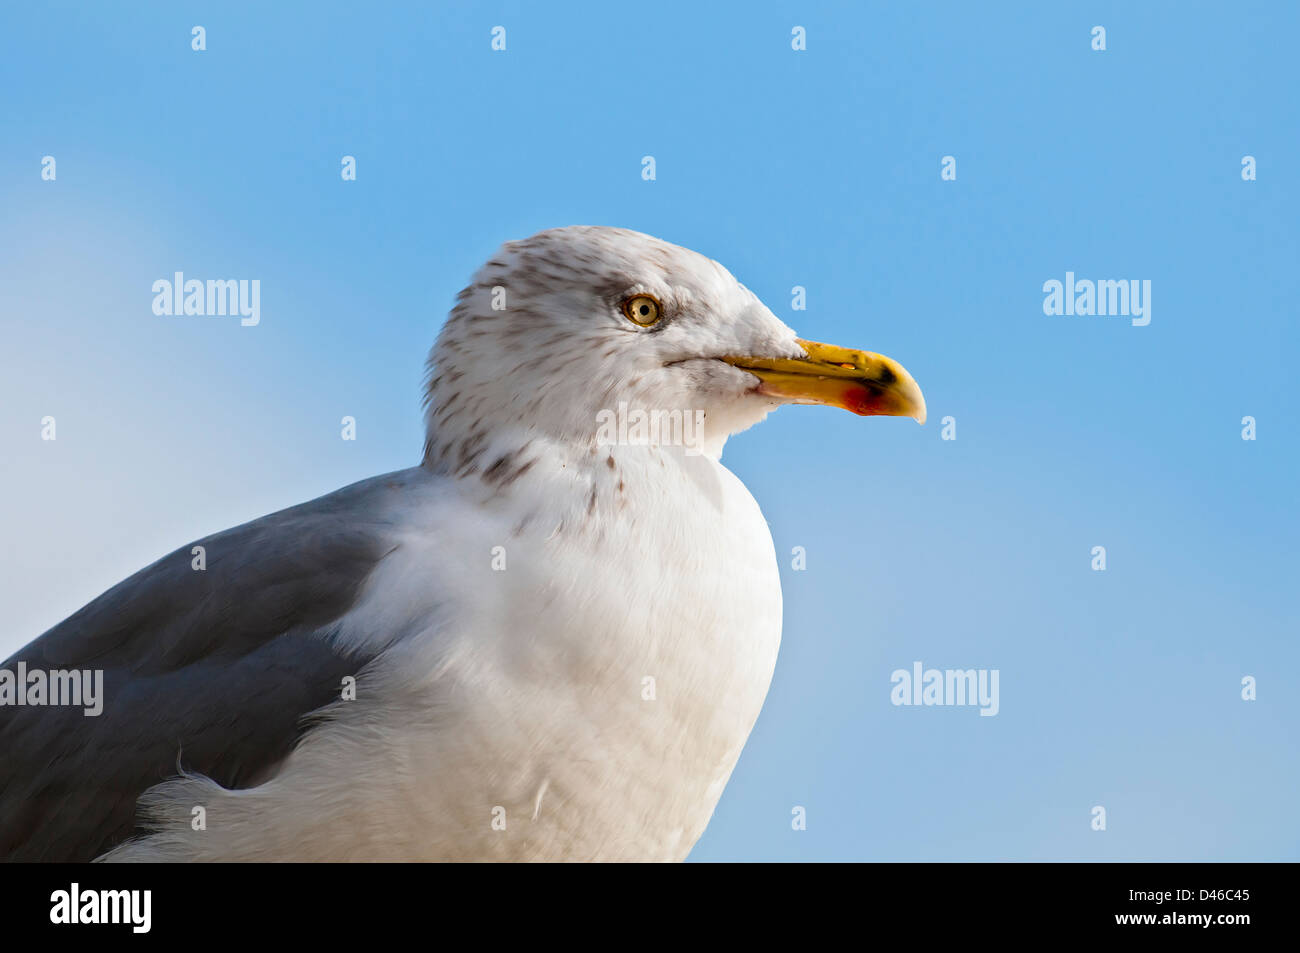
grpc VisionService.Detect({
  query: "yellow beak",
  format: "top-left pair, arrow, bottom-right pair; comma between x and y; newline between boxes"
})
722,339 -> 926,424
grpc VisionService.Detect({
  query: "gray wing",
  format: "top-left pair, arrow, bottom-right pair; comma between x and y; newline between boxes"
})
0,473 -> 406,862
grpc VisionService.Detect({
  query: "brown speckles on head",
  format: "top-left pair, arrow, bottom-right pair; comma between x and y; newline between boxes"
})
479,442 -> 538,490
419,225 -> 797,475
509,458 -> 537,483
482,453 -> 514,483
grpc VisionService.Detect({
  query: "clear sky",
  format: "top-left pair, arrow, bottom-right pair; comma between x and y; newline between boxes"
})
1,2 -> 1295,860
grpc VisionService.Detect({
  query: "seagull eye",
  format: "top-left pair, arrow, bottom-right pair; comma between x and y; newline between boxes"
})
621,294 -> 662,327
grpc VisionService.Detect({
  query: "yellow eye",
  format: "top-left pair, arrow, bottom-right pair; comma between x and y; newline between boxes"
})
621,294 -> 662,327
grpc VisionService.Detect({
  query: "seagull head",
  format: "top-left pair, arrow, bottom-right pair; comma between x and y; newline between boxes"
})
423,226 -> 925,472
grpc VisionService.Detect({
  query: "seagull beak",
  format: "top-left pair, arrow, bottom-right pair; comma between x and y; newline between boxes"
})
722,339 -> 927,424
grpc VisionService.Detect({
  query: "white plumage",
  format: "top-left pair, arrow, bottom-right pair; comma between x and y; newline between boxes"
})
2,226 -> 924,862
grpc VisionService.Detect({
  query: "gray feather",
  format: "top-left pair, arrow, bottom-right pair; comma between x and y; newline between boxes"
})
0,473 -> 406,862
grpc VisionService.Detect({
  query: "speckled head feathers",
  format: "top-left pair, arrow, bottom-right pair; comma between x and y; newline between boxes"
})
422,227 -> 802,475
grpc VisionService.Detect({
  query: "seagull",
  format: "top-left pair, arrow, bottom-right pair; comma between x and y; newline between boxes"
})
0,226 -> 925,861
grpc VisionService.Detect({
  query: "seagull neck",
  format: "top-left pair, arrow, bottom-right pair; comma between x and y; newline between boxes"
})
424,429 -> 721,533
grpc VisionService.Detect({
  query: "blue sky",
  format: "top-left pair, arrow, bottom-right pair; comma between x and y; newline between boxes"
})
1,1 -> 1295,860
